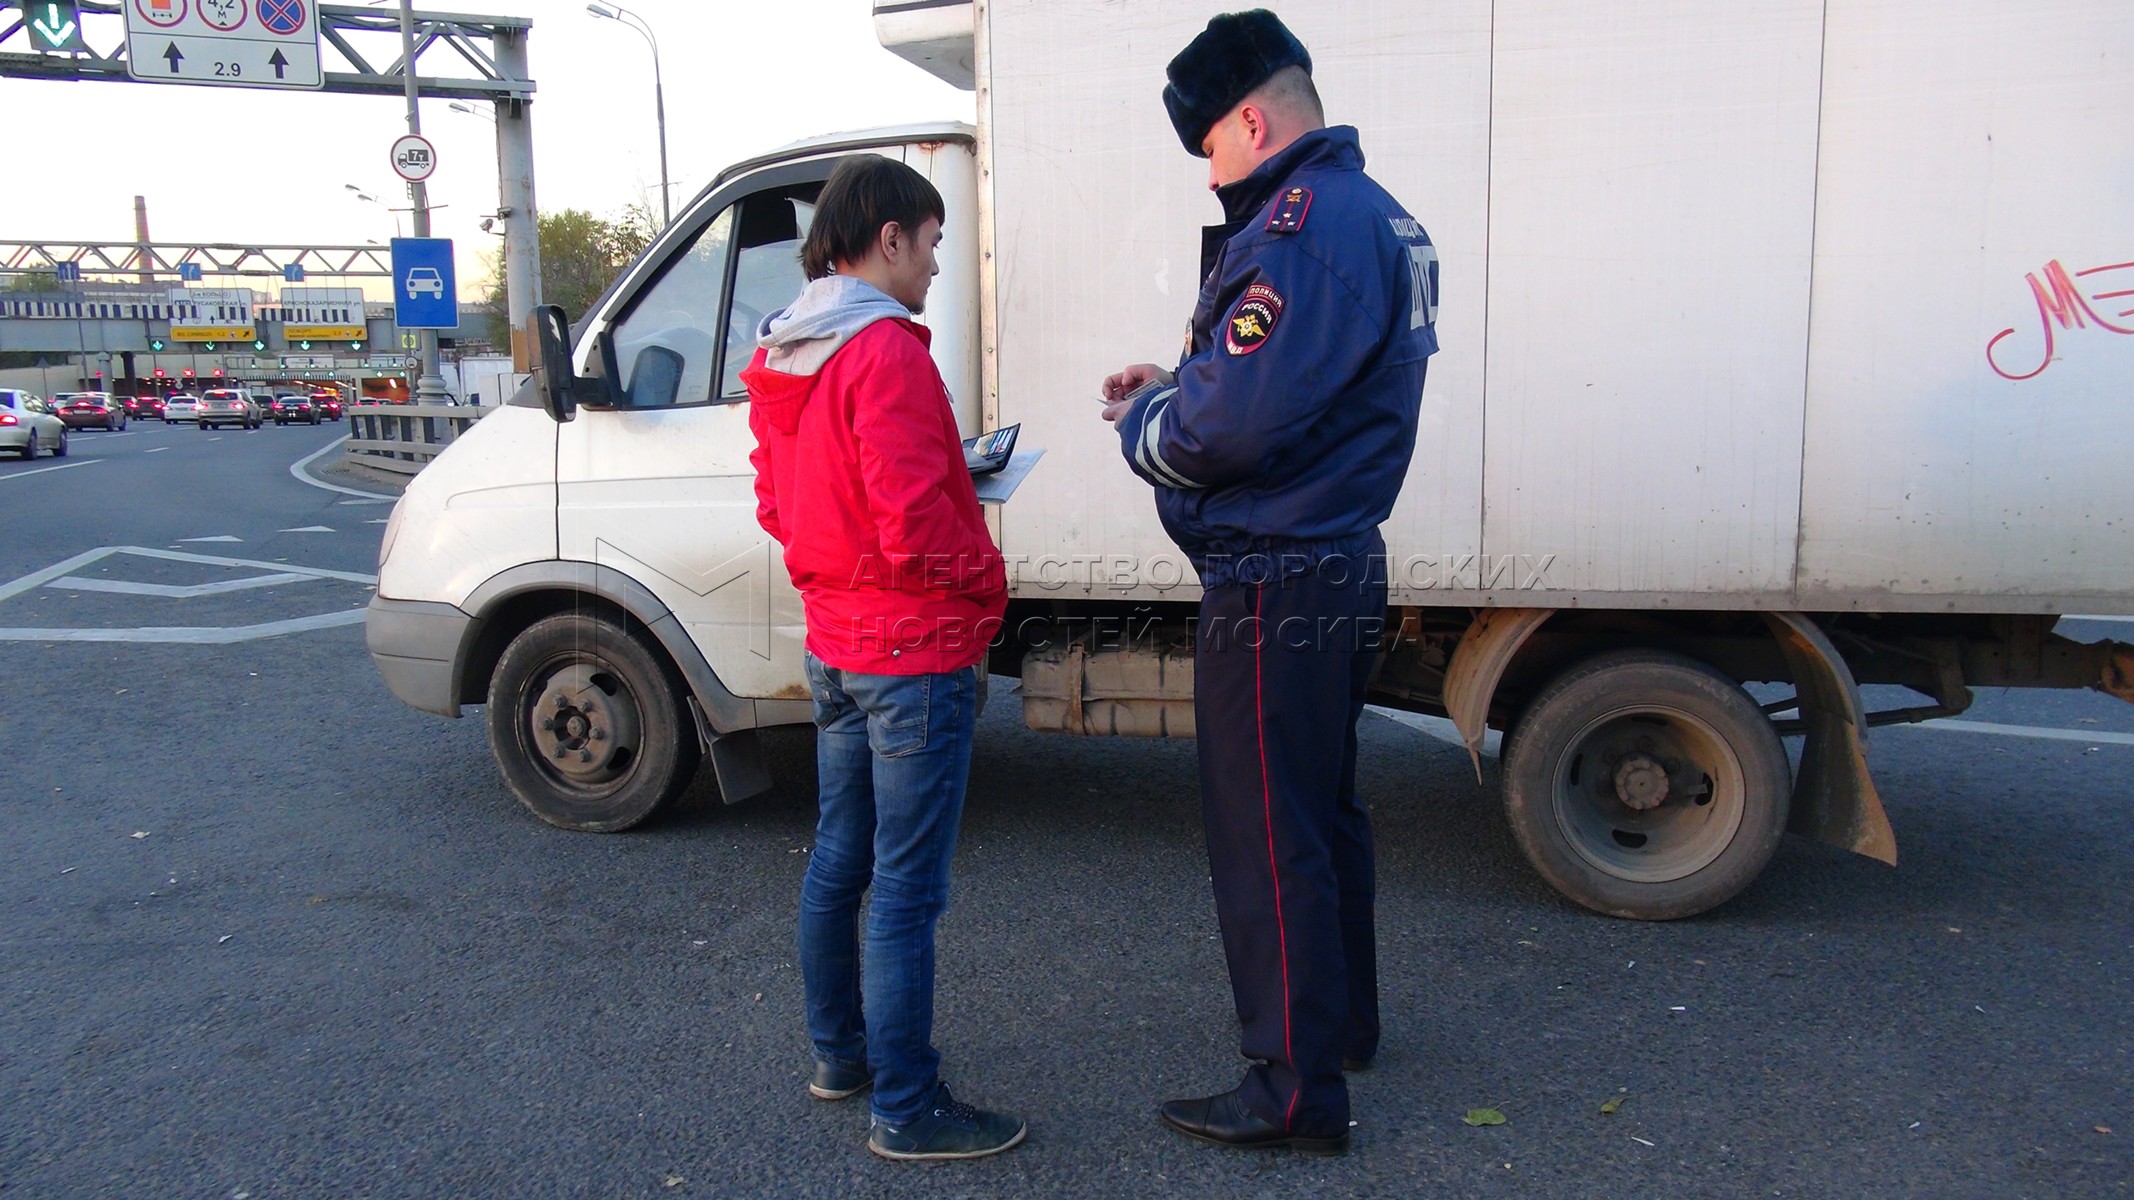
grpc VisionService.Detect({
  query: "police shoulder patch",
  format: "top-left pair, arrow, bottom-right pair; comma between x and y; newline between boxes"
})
1265,186 -> 1313,233
1224,282 -> 1285,356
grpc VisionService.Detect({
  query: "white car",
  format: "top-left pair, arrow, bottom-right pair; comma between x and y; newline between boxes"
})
405,268 -> 445,300
0,388 -> 68,459
163,394 -> 202,423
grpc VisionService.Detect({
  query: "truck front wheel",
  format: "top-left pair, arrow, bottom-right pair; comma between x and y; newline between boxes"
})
1501,649 -> 1790,920
485,612 -> 701,832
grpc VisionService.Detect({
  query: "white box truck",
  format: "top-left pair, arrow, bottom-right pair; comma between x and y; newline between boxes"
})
366,0 -> 2134,918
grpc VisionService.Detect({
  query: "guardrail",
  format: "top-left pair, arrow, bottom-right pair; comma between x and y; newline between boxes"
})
343,403 -> 491,475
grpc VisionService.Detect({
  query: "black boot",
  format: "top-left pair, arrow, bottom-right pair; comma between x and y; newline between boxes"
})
1158,1088 -> 1348,1155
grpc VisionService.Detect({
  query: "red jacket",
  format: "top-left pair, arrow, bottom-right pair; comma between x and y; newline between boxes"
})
743,319 -> 1006,675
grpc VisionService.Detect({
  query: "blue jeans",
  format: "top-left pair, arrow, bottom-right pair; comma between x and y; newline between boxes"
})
799,653 -> 980,1125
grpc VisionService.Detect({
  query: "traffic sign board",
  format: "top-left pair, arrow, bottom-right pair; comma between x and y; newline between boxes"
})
389,238 -> 457,329
126,0 -> 323,90
390,134 -> 436,183
26,2 -> 87,52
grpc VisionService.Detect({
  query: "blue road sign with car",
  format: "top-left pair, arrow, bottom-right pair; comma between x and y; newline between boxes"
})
389,238 -> 457,329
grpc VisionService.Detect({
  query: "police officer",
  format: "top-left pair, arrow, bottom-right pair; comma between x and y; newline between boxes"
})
1099,9 -> 1439,1155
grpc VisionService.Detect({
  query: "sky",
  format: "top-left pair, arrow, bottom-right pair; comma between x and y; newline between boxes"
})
0,0 -> 974,298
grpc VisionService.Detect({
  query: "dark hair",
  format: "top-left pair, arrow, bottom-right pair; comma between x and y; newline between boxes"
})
800,155 -> 946,281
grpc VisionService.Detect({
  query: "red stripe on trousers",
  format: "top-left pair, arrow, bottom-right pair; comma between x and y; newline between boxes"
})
1255,584 -> 1301,1128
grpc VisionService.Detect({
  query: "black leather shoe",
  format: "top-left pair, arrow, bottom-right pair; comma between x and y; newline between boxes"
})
1158,1089 -> 1348,1155
808,1058 -> 872,1101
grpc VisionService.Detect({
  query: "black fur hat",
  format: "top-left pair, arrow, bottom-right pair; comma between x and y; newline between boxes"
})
1162,9 -> 1313,157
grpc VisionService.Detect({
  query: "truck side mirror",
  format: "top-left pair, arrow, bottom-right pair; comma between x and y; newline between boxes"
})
534,304 -> 578,423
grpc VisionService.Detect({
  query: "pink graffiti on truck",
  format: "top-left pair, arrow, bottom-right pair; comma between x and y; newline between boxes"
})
1986,258 -> 2134,381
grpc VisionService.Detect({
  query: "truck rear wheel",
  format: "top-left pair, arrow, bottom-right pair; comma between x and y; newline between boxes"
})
484,611 -> 701,832
1501,649 -> 1789,920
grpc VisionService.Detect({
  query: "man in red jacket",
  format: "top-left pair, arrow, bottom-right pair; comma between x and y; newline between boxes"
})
742,155 -> 1021,1162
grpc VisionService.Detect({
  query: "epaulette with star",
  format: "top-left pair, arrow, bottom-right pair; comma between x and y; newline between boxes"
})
1265,186 -> 1313,233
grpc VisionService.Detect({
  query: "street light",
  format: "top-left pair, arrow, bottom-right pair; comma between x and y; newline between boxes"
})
345,184 -> 404,238
587,1 -> 670,228
448,100 -> 496,123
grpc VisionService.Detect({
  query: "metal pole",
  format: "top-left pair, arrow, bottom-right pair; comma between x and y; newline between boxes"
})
650,30 -> 669,228
493,29 -> 542,375
400,0 -> 449,403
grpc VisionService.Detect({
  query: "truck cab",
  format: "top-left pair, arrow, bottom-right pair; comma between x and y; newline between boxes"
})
367,127 -> 979,831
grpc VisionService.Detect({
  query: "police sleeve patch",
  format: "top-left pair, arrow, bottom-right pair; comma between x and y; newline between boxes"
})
1224,282 -> 1285,356
1265,186 -> 1312,233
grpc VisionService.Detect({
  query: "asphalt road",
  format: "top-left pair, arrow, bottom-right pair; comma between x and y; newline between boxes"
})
2,420 -> 2127,1199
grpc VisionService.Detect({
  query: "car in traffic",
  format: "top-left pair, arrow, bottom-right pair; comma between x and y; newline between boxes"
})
122,394 -> 167,420
310,391 -> 344,420
271,393 -> 320,425
0,389 -> 67,459
163,394 -> 202,423
196,389 -> 261,430
52,393 -> 128,431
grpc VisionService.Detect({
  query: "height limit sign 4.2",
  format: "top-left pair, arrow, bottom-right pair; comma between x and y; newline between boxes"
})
126,0 -> 324,91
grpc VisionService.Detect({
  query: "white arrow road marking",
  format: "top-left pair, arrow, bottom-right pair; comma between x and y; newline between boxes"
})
178,535 -> 243,543
0,610 -> 366,644
279,526 -> 336,533
0,460 -> 100,482
46,572 -> 315,599
1907,719 -> 2134,748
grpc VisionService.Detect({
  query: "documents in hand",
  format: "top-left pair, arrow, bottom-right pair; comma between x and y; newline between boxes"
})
963,424 -> 1042,505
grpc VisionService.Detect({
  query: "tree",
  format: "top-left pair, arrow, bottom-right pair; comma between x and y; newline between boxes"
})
480,207 -> 654,349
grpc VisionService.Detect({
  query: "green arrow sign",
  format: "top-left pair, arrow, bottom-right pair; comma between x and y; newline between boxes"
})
27,2 -> 84,53
148,338 -> 166,352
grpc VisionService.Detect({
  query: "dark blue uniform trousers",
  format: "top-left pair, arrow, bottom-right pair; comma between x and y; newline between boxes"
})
1193,551 -> 1384,1134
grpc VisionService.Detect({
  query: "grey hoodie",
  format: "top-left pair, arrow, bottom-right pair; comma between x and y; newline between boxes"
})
754,275 -> 913,378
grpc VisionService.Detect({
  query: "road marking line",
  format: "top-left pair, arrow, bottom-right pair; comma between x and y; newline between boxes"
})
336,497 -> 393,505
1909,719 -> 2134,747
0,546 -> 126,604
0,609 -> 366,644
1370,706 -> 1502,757
290,435 -> 397,501
47,572 -> 315,599
2065,614 -> 2134,625
114,545 -> 377,585
278,526 -> 335,533
145,447 -> 169,454
102,431 -> 138,439
0,460 -> 101,482
178,535 -> 242,543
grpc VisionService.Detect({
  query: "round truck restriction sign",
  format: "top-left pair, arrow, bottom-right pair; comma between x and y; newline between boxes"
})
391,134 -> 437,183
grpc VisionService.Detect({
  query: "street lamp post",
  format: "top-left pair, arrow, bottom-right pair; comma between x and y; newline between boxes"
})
587,2 -> 670,228
344,184 -> 405,238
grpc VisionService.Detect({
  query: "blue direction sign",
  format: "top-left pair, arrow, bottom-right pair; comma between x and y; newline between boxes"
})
389,237 -> 457,329
178,262 -> 203,281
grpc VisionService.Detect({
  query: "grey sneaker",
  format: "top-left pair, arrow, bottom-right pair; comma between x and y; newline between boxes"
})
868,1087 -> 1027,1161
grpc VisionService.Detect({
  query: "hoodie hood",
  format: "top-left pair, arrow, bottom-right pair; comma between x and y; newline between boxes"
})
744,275 -> 913,433
758,274 -> 912,375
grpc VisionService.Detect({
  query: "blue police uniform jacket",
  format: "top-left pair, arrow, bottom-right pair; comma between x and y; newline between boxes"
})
1117,126 -> 1438,587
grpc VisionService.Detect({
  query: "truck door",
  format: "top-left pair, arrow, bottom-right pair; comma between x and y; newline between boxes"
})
556,173 -> 828,701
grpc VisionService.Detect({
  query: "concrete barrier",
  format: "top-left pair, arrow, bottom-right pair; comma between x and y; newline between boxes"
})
343,403 -> 489,475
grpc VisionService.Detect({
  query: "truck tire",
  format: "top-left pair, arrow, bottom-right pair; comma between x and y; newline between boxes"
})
484,611 -> 702,832
1501,649 -> 1790,920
